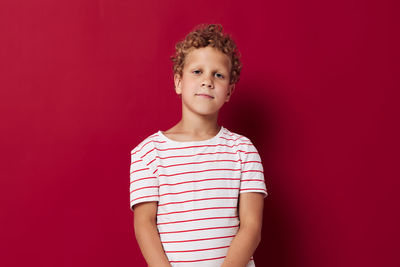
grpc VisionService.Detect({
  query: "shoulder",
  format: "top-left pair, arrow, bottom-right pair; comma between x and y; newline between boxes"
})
222,127 -> 254,148
222,128 -> 262,160
130,130 -> 160,158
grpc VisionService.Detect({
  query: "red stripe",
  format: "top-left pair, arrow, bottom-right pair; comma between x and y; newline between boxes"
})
130,167 -> 150,175
220,135 -> 248,142
238,151 -> 258,155
142,147 -> 156,158
165,245 -> 230,253
242,160 -> 262,164
131,150 -> 139,156
241,179 -> 264,182
130,159 -> 140,165
170,255 -> 226,263
158,196 -> 237,207
162,234 -> 236,243
157,151 -> 238,160
159,168 -> 241,177
159,225 -> 238,234
152,139 -> 167,144
159,177 -> 240,187
240,188 -> 267,193
157,206 -> 236,216
147,157 -> 156,165
159,187 -> 238,197
156,142 -> 253,152
129,176 -> 157,184
131,177 -> 262,186
130,194 -> 158,203
129,185 -> 158,194
158,159 -> 239,169
157,216 -> 238,225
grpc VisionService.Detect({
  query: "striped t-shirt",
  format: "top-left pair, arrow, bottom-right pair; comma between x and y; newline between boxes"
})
129,126 -> 268,267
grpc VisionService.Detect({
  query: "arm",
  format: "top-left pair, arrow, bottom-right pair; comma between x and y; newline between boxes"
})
221,192 -> 264,267
133,201 -> 172,267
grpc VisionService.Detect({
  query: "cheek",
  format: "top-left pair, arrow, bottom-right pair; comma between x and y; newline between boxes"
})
216,81 -> 230,91
181,80 -> 197,94
185,80 -> 197,90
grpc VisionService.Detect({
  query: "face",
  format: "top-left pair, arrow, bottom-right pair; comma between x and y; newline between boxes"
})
174,46 -> 235,117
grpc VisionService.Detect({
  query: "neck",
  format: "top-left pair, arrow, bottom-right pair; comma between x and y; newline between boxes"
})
177,108 -> 220,135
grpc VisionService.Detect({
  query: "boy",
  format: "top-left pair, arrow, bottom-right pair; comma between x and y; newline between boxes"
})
129,24 -> 268,267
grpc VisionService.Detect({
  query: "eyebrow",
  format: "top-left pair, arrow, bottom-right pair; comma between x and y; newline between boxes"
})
188,65 -> 228,73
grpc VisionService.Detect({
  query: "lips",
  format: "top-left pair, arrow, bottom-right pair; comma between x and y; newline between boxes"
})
196,93 -> 214,99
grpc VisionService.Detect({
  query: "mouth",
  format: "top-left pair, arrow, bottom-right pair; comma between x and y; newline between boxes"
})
196,94 -> 214,99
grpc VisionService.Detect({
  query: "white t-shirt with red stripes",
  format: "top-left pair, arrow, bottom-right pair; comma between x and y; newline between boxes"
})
129,126 -> 268,267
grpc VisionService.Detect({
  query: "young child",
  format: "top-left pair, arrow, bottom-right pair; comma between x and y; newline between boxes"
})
129,24 -> 268,267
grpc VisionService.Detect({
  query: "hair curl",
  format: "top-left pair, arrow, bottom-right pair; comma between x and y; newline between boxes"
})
171,24 -> 242,84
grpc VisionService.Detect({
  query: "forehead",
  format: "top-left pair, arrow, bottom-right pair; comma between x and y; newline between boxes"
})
184,46 -> 231,70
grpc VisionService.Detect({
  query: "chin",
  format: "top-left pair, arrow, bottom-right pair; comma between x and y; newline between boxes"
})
196,107 -> 223,116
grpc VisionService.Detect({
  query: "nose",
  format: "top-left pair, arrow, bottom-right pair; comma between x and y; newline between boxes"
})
201,77 -> 214,88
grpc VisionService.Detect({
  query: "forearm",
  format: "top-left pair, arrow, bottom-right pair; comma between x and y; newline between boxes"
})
134,220 -> 171,267
221,226 -> 261,267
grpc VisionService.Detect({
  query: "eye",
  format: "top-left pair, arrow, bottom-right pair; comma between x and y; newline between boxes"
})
193,70 -> 201,75
215,73 -> 224,79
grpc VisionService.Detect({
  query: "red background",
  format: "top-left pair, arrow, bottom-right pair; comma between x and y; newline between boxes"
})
1,0 -> 399,266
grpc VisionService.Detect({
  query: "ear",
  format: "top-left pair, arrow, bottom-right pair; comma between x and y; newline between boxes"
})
174,74 -> 182,95
225,83 -> 235,102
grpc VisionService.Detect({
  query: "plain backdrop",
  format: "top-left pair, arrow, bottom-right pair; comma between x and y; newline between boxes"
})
1,0 -> 399,266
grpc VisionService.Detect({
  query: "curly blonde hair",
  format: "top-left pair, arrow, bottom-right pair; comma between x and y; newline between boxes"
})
171,24 -> 242,84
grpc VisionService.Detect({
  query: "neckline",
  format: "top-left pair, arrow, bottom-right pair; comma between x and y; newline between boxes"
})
158,126 -> 225,145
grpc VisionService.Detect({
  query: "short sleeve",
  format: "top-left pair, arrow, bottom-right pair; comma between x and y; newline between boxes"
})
129,149 -> 159,211
239,138 -> 268,198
